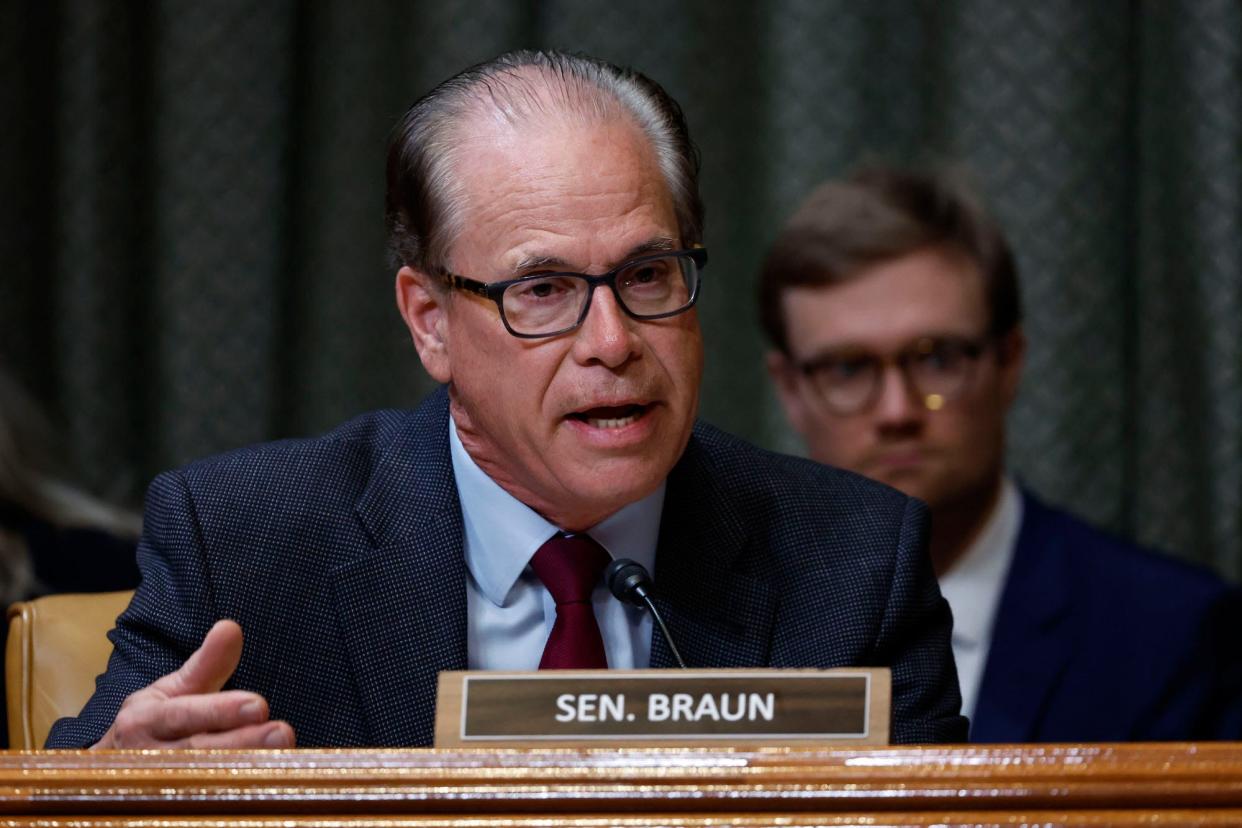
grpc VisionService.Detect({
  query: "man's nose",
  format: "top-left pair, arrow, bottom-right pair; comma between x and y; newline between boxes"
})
570,286 -> 642,368
873,364 -> 926,427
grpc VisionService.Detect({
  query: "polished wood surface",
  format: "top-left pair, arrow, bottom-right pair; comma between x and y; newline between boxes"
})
2,816 -> 1241,827
1,743 -> 1240,825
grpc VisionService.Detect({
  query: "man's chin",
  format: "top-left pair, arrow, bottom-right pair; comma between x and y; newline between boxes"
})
866,465 -> 936,501
542,470 -> 664,530
873,474 -> 984,516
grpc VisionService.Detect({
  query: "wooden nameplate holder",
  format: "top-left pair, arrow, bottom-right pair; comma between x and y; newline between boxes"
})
434,667 -> 890,747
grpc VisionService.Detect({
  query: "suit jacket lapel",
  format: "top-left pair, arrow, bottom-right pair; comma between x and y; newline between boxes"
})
971,490 -> 1073,742
329,406 -> 781,740
335,388 -> 468,746
648,429 -> 777,669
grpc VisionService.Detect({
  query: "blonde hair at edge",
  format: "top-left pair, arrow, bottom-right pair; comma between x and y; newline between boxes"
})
0,368 -> 140,606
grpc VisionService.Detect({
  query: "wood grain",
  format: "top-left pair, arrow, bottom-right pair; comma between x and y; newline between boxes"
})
1,743 -> 1240,826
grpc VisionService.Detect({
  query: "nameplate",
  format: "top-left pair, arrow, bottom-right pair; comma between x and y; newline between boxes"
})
434,668 -> 889,747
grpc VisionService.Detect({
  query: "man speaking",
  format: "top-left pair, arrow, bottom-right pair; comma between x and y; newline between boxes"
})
48,50 -> 965,749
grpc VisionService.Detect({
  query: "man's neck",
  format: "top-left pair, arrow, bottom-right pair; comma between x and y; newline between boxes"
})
929,474 -> 1005,578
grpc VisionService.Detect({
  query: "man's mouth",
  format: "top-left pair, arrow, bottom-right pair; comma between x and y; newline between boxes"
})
870,447 -> 926,471
567,403 -> 649,429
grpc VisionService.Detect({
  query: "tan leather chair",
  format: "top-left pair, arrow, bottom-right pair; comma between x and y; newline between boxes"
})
6,590 -> 133,749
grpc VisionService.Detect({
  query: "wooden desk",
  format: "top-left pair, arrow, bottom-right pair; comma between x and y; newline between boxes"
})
2,743 -> 1240,825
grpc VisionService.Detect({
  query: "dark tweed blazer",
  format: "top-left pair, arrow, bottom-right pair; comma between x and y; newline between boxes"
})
47,388 -> 966,748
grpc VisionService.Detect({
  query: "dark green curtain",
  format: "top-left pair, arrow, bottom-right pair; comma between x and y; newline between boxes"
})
2,1 -> 1239,577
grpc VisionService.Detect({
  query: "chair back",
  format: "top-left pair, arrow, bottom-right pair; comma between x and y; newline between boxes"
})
6,590 -> 133,749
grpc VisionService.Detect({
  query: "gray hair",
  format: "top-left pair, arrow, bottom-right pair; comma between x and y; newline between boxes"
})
385,50 -> 704,273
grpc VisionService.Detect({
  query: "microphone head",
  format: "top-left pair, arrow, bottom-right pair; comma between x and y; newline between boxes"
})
605,557 -> 653,607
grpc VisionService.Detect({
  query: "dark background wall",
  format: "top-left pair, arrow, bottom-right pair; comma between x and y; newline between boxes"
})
2,1 -> 1239,577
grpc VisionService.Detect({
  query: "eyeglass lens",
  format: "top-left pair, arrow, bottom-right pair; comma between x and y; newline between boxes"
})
806,338 -> 983,413
500,254 -> 696,336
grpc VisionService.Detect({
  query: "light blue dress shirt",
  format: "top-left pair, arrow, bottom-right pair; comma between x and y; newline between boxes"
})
449,419 -> 662,670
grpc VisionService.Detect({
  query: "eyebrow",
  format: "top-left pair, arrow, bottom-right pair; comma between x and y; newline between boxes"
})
511,236 -> 679,275
800,333 -> 985,363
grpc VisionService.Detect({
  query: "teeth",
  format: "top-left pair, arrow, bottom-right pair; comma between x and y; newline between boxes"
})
586,413 -> 640,429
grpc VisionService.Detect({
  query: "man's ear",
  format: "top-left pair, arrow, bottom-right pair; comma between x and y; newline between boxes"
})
996,325 -> 1026,408
766,350 -> 812,438
395,266 -> 452,384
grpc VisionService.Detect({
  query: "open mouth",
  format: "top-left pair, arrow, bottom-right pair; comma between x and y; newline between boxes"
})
567,403 -> 649,429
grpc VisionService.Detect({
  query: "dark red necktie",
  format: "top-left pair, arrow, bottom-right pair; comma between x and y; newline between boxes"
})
529,533 -> 611,669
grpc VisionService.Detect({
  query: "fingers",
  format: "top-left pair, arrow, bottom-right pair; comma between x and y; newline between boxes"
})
99,689 -> 271,748
98,716 -> 294,750
92,620 -> 299,750
150,619 -> 245,698
143,690 -> 270,741
170,720 -> 296,750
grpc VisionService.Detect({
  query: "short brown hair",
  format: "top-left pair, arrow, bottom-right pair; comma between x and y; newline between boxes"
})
758,167 -> 1020,354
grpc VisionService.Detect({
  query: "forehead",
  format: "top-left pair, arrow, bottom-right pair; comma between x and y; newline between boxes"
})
446,112 -> 677,274
781,247 -> 989,354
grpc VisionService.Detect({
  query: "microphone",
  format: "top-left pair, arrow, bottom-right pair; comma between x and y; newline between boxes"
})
605,558 -> 687,669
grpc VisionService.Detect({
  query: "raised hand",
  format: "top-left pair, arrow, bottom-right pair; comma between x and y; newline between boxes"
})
92,620 -> 296,749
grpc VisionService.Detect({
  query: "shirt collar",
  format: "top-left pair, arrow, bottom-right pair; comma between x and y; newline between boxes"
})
937,476 -> 1024,649
449,417 -> 664,608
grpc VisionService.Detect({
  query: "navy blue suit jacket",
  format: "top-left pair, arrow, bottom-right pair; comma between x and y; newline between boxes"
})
971,491 -> 1242,742
47,389 -> 966,748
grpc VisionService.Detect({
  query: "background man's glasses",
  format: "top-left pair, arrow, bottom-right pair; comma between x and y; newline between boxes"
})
795,335 -> 993,415
439,247 -> 707,339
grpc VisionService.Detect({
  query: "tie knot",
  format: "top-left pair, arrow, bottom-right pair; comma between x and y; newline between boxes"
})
530,533 -> 611,606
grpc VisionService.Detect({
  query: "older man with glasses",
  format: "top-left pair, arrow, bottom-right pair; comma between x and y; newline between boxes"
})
761,166 -> 1242,742
47,53 -> 966,750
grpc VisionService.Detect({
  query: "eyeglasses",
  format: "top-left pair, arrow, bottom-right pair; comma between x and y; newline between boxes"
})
438,247 -> 707,339
794,335 -> 993,415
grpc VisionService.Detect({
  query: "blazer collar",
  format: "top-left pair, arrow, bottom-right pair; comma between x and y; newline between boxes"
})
335,387 -> 468,746
332,396 -> 780,741
971,489 -> 1073,742
647,427 -> 777,669
354,386 -> 459,545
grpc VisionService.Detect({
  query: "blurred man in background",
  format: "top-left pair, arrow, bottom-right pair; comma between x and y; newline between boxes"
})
760,166 -> 1242,741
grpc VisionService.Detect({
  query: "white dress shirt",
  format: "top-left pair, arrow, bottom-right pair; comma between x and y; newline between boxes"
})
450,419 -> 662,670
936,476 -> 1023,723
